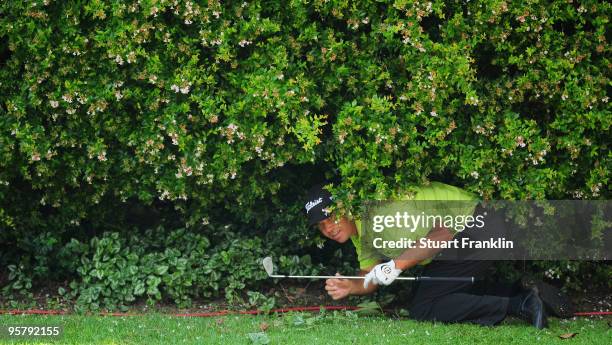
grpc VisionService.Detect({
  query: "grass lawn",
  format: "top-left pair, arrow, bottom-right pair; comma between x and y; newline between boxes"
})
0,311 -> 609,345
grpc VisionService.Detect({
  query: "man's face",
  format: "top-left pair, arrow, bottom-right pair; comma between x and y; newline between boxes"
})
317,215 -> 357,243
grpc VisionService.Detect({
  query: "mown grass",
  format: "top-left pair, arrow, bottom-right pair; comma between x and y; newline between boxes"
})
0,312 -> 609,345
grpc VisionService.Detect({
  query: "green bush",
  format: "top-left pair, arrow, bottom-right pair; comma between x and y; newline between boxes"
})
59,227 -> 321,312
0,1 -> 609,308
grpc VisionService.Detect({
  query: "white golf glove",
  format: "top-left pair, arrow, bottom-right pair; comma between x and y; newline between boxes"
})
364,260 -> 402,289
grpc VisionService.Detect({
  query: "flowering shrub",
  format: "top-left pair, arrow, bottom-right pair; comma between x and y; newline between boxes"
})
0,1 -> 609,306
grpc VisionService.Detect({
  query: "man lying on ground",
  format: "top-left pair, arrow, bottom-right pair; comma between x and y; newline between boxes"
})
304,181 -> 575,329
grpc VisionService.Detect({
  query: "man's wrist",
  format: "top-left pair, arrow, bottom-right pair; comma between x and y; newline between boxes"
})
393,258 -> 415,271
349,279 -> 360,294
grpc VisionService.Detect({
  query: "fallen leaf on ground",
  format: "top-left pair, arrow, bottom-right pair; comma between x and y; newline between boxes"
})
559,333 -> 578,339
247,332 -> 270,345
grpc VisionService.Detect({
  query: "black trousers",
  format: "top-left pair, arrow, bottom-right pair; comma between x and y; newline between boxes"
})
408,204 -> 519,326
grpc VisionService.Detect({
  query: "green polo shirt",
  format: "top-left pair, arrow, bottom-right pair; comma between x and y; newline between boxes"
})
350,182 -> 479,270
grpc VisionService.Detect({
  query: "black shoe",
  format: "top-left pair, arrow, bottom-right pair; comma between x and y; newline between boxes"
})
519,288 -> 548,329
521,277 -> 576,318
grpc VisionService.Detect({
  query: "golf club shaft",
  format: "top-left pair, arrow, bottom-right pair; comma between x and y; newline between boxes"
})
269,274 -> 474,283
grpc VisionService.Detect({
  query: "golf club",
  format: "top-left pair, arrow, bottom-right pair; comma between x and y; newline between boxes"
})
262,257 -> 475,283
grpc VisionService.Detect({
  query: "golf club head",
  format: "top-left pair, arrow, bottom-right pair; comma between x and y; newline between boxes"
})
262,256 -> 274,277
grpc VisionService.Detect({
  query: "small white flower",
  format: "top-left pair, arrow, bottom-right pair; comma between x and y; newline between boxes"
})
572,190 -> 584,199
180,85 -> 190,94
430,110 -> 437,117
50,100 -> 59,108
470,171 -> 479,179
126,51 -> 136,63
171,84 -> 180,93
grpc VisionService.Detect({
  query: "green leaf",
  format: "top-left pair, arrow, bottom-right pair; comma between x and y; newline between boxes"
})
247,332 -> 270,345
134,282 -> 145,296
355,301 -> 383,316
292,315 -> 304,326
155,265 -> 169,275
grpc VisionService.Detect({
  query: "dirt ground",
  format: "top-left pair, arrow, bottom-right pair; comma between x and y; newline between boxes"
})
1,280 -> 610,318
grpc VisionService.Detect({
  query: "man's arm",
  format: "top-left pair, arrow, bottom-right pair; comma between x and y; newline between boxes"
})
349,262 -> 382,295
324,261 -> 381,299
393,226 -> 454,271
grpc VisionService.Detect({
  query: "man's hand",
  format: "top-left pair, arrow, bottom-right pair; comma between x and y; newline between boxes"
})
325,273 -> 352,300
363,260 -> 402,288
